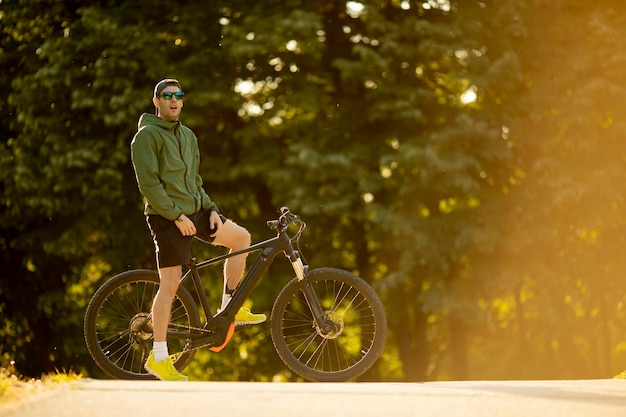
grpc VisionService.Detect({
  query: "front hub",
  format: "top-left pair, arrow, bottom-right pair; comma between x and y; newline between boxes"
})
318,311 -> 344,339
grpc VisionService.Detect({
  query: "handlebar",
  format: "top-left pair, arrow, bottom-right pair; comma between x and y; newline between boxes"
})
267,207 -> 308,265
266,206 -> 303,235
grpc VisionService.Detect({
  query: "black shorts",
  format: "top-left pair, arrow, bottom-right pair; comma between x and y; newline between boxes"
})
147,210 -> 227,268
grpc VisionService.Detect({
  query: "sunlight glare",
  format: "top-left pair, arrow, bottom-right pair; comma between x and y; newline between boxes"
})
422,0 -> 451,12
460,86 -> 477,104
347,2 -> 365,18
286,40 -> 298,52
235,79 -> 255,96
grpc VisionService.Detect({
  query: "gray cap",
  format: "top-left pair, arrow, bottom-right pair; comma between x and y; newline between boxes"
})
153,78 -> 182,98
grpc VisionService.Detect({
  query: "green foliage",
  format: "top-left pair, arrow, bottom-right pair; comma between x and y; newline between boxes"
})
2,0 -> 626,382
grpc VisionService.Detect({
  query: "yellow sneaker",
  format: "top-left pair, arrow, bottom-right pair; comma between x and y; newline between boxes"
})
234,307 -> 267,326
144,351 -> 189,381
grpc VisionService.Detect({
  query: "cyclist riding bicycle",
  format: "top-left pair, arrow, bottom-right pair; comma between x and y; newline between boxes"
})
130,78 -> 266,381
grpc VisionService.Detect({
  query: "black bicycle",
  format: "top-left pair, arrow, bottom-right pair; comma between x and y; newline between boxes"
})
84,207 -> 387,382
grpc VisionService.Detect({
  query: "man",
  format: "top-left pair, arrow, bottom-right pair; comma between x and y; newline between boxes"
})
131,79 -> 266,381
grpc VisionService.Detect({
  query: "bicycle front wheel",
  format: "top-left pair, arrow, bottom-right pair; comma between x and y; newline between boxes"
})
271,267 -> 387,381
84,269 -> 200,379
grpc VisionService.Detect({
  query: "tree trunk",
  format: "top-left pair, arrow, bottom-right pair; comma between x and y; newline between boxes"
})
449,316 -> 469,380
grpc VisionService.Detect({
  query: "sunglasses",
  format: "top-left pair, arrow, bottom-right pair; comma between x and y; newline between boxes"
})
159,91 -> 185,100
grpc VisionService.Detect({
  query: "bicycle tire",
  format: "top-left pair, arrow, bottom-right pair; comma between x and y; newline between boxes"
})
271,267 -> 387,382
84,269 -> 200,379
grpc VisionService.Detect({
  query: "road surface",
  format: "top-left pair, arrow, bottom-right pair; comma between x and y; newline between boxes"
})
3,379 -> 626,417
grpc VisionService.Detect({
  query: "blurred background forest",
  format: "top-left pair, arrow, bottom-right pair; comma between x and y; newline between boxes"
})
2,0 -> 626,382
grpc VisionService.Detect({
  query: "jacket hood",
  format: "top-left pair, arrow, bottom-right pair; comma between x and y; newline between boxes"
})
138,113 -> 179,131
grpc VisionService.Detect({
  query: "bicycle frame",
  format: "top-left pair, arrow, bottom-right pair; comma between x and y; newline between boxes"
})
171,218 -> 326,350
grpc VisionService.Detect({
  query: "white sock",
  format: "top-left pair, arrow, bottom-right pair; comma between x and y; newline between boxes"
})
153,341 -> 169,362
220,293 -> 232,312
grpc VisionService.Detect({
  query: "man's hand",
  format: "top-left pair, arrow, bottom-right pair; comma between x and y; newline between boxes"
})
175,214 -> 196,236
209,210 -> 223,238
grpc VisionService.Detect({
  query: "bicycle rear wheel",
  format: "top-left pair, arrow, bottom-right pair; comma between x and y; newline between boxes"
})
271,267 -> 387,381
84,269 -> 200,379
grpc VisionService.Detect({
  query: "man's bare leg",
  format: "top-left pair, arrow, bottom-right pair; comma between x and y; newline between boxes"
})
144,264 -> 189,380
213,220 -> 251,293
213,220 -> 265,325
152,265 -> 182,345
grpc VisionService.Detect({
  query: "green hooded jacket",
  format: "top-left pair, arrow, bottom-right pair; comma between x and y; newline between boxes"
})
130,113 -> 216,220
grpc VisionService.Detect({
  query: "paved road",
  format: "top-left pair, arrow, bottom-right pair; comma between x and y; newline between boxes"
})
3,379 -> 626,417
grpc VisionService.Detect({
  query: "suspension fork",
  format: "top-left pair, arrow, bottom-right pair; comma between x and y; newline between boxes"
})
288,251 -> 333,331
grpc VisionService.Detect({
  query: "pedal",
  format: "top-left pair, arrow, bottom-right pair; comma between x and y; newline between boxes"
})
234,323 -> 251,332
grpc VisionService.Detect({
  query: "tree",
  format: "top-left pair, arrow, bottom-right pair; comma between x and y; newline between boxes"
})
479,0 -> 626,379
0,0 -> 156,375
219,0 -> 524,380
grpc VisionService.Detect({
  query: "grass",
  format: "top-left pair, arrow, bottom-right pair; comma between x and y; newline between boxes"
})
0,364 -> 81,406
614,370 -> 626,380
